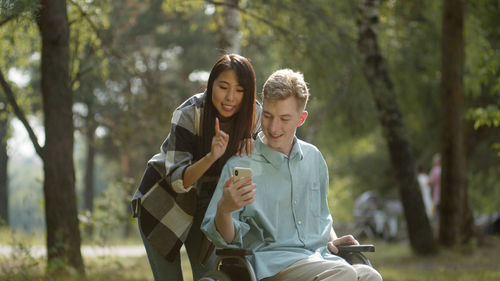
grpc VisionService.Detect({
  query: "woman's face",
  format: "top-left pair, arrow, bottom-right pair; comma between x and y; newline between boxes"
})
211,69 -> 244,118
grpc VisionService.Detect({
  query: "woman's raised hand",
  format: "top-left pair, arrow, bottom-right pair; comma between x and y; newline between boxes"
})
209,118 -> 229,161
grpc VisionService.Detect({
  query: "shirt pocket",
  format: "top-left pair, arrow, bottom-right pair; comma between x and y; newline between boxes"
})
309,182 -> 321,217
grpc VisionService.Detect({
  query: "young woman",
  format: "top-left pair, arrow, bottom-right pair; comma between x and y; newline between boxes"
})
131,54 -> 260,281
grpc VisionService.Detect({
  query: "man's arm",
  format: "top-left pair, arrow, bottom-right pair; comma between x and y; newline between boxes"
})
329,228 -> 337,243
214,205 -> 236,243
214,176 -> 256,243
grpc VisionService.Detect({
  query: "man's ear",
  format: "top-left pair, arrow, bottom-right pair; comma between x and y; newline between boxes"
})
297,111 -> 308,127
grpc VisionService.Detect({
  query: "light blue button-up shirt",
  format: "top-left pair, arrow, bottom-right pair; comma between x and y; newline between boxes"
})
201,133 -> 342,280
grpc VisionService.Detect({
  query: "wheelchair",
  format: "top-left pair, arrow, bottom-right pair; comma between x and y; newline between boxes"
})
199,245 -> 375,281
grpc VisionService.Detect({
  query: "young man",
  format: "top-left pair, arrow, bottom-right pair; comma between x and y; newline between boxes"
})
201,69 -> 382,281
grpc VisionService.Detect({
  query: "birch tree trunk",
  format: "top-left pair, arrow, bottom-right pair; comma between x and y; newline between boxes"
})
217,0 -> 241,54
357,0 -> 437,255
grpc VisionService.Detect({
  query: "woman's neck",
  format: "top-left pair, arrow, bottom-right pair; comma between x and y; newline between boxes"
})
216,112 -> 235,122
217,114 -> 234,133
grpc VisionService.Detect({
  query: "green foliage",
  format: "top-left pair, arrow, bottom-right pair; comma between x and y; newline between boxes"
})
79,177 -> 135,245
0,5 -> 41,115
328,175 -> 355,222
162,0 -> 205,15
468,166 -> 500,215
379,0 -> 442,163
465,0 -> 500,159
0,0 -> 40,22
468,105 -> 500,129
7,157 -> 44,231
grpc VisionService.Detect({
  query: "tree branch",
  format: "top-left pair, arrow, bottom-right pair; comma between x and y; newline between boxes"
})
67,0 -> 126,60
67,0 -> 151,86
0,14 -> 17,28
0,69 -> 45,159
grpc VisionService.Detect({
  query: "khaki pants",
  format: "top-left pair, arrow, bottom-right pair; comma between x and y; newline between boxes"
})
263,253 -> 383,281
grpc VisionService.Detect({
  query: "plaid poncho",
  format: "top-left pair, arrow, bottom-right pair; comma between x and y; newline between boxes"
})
131,93 -> 261,262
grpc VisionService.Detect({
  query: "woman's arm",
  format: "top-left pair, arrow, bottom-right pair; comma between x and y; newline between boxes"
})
183,152 -> 218,188
183,118 -> 229,188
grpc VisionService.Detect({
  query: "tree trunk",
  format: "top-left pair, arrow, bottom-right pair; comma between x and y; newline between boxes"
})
439,0 -> 468,246
37,0 -> 84,273
217,0 -> 240,54
0,109 -> 8,226
357,0 -> 437,255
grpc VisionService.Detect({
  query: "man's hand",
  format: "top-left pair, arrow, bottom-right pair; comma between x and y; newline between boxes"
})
217,176 -> 256,214
214,176 -> 256,243
208,118 -> 229,161
237,138 -> 254,156
327,235 -> 359,254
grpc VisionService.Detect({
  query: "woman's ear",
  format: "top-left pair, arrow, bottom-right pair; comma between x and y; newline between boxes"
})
297,111 -> 308,127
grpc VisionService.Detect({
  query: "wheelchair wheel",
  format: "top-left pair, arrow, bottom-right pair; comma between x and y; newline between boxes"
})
341,252 -> 372,267
199,270 -> 232,281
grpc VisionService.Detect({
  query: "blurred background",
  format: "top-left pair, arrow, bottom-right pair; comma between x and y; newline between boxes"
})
0,0 -> 499,280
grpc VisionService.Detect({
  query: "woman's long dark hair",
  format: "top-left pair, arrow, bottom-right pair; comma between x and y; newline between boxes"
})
200,54 -> 256,177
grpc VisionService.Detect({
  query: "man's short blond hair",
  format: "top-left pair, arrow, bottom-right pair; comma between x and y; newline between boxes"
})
262,69 -> 310,111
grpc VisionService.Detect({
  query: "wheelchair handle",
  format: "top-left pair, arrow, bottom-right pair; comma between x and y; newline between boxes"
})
215,248 -> 254,257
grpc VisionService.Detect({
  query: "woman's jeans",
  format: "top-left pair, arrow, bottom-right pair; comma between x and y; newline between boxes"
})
139,198 -> 216,281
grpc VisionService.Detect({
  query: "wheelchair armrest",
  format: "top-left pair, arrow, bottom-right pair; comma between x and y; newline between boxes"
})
336,244 -> 375,254
335,244 -> 375,266
212,248 -> 257,281
216,248 -> 254,257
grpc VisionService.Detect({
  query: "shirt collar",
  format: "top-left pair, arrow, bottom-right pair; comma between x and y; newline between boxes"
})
255,132 -> 304,169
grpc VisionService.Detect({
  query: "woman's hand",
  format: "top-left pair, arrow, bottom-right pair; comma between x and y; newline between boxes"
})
208,118 -> 229,161
238,138 -> 254,156
327,235 -> 359,254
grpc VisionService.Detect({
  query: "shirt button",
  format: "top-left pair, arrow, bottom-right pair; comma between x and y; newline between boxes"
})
294,200 -> 297,204
298,221 -> 302,225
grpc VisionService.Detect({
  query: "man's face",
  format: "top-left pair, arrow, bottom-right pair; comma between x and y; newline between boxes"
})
261,96 -> 307,156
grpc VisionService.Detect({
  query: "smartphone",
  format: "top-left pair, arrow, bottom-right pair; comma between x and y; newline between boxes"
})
233,167 -> 252,184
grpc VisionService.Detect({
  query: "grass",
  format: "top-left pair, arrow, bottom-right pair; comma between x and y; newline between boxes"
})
368,237 -> 500,281
0,228 -> 45,246
0,250 -> 194,281
1,228 -> 499,281
0,226 -> 147,247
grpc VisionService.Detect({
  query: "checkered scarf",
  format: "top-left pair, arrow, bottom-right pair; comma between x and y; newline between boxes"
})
131,93 -> 205,261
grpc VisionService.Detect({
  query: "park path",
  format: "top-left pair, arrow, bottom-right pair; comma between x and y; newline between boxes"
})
0,244 -> 146,258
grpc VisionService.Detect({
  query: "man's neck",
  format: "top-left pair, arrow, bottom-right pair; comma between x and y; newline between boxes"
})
261,135 -> 295,157
283,139 -> 295,157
